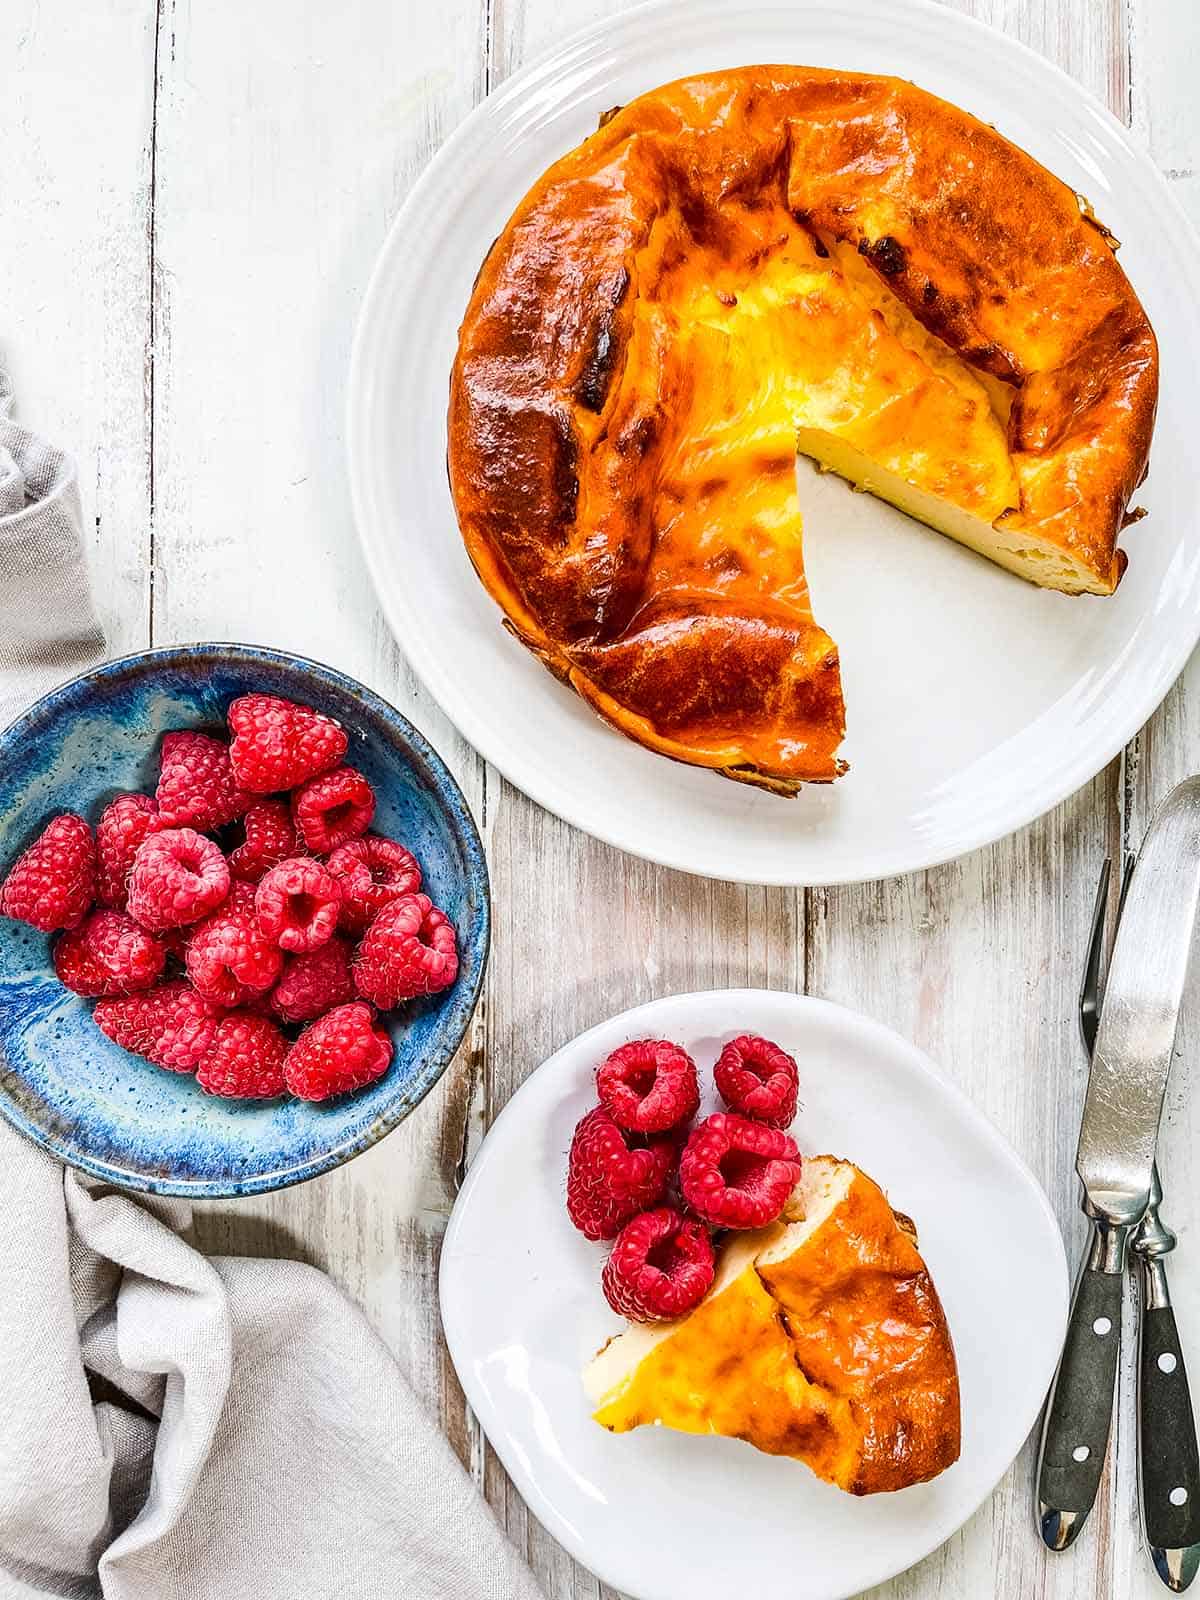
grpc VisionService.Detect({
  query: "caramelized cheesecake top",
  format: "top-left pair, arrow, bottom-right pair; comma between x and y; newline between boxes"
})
449,67 -> 1157,791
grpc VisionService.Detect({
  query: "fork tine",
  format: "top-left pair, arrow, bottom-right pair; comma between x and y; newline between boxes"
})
1079,857 -> 1111,1058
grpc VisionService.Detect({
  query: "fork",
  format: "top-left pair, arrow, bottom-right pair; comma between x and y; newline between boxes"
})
1079,857 -> 1200,1591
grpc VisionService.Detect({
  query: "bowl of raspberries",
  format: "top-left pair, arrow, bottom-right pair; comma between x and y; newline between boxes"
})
566,1033 -> 802,1322
0,643 -> 489,1196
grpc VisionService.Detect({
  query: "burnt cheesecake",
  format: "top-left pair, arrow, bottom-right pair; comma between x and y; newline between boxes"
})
449,68 -> 1157,790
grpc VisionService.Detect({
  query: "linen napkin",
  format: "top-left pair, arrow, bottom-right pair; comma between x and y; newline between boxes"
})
0,377 -> 545,1600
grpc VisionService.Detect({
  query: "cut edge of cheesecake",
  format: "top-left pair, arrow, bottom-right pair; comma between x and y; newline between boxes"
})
583,1220 -> 787,1414
582,1158 -> 854,1420
796,428 -> 1121,596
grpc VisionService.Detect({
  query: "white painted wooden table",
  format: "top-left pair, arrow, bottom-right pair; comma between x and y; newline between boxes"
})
2,1 -> 1198,1595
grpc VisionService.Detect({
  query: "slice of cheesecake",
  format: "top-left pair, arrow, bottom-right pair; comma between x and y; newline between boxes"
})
584,1155 -> 961,1495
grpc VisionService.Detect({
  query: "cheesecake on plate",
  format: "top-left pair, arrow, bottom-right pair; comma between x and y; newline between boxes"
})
584,1155 -> 961,1494
449,67 -> 1157,791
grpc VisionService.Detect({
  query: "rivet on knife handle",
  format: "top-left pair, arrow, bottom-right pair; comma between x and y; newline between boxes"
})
1038,1214 -> 1126,1548
1136,1179 -> 1200,1592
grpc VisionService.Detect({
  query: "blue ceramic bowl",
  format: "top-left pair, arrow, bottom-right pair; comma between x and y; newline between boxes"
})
0,644 -> 489,1197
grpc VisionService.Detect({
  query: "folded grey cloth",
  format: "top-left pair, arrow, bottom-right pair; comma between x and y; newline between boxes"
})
0,379 -> 543,1600
0,374 -> 105,723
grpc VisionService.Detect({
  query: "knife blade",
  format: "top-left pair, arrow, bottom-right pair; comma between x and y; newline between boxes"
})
1079,780 -> 1200,1224
1038,777 -> 1200,1551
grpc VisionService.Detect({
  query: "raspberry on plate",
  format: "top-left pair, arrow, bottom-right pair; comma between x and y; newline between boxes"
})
679,1113 -> 801,1230
271,937 -> 355,1024
0,813 -> 96,932
602,1207 -> 715,1323
255,857 -> 341,953
290,765 -> 376,855
96,793 -> 161,910
155,730 -> 251,831
227,693 -> 348,793
326,835 -> 422,935
566,1106 -> 676,1241
227,799 -> 304,884
93,979 -> 221,1073
283,1001 -> 393,1101
353,893 -> 458,1007
185,881 -> 283,1007
54,910 -> 166,997
126,827 -> 231,933
197,1012 -> 288,1099
596,1038 -> 700,1134
713,1034 -> 799,1129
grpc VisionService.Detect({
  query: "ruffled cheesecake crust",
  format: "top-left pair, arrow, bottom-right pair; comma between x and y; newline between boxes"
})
449,67 -> 1157,791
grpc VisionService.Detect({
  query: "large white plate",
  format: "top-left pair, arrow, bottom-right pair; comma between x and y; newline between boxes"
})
440,989 -> 1069,1600
348,0 -> 1200,885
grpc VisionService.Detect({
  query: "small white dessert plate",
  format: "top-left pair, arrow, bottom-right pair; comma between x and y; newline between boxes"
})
348,0 -> 1200,886
440,989 -> 1069,1600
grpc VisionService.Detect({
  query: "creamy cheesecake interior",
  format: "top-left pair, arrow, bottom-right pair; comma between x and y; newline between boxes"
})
646,229 -> 1100,606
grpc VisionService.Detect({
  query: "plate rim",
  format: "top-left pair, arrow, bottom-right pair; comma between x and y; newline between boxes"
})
347,0 -> 1200,886
439,986 -> 1070,1600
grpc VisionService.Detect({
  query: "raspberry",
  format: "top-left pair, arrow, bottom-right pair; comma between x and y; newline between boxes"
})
602,1207 -> 715,1323
353,893 -> 458,1007
185,882 -> 282,1007
53,910 -> 166,997
227,799 -> 304,884
0,814 -> 96,932
93,979 -> 220,1073
271,937 -> 355,1023
159,924 -> 191,963
326,835 -> 422,935
255,857 -> 341,953
155,731 -> 251,831
283,1002 -> 393,1101
565,1107 -> 675,1241
96,794 -> 161,909
713,1034 -> 800,1128
126,828 -> 230,933
197,1012 -> 288,1098
596,1039 -> 700,1133
290,766 -> 376,854
679,1113 -> 801,1229
227,694 -> 348,793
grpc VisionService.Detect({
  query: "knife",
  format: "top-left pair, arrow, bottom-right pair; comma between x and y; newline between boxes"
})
1037,777 -> 1200,1552
1134,1160 -> 1200,1591
1076,856 -> 1200,1589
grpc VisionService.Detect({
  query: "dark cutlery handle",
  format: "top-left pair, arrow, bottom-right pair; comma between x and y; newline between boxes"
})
1141,1304 -> 1200,1564
1038,1253 -> 1124,1544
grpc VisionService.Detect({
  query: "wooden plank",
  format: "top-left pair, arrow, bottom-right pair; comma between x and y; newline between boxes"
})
0,0 -> 156,657
1116,5 -> 1200,1598
479,4 -> 805,1589
479,801 -> 803,1592
480,1 -> 1130,1597
147,0 -> 495,1457
808,3 -> 1155,1597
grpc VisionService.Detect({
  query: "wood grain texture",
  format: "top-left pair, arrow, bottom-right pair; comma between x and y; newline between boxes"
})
481,4 -> 1126,1597
143,0 -> 494,1456
1115,6 -> 1200,1596
2,0 -> 1196,1596
0,0 -> 156,658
